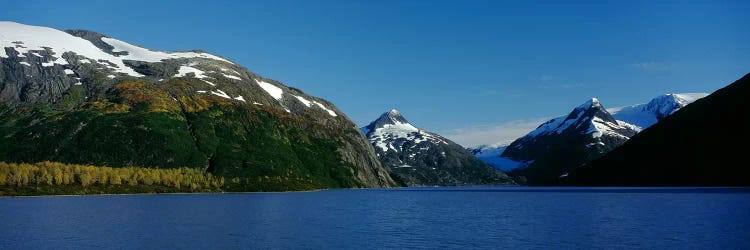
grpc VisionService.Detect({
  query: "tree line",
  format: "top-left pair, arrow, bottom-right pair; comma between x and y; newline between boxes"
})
0,161 -> 224,191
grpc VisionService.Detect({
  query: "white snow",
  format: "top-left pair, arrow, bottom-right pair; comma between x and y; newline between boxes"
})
64,69 -> 74,75
19,62 -> 30,66
175,66 -> 209,79
294,95 -> 312,107
41,62 -> 54,67
74,81 -> 82,86
202,80 -> 216,86
234,95 -> 246,102
106,75 -> 116,79
313,101 -> 337,117
253,102 -> 262,105
196,90 -> 208,93
31,52 -> 43,57
609,93 -> 708,129
210,89 -> 231,99
0,22 -> 232,78
100,37 -> 233,64
78,59 -> 91,64
222,74 -> 242,80
469,143 -> 530,172
0,22 -> 140,75
220,68 -> 241,75
257,80 -> 283,100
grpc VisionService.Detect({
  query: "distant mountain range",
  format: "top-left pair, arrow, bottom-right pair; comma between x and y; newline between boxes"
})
469,93 -> 707,185
1,21 -> 743,191
0,21 -> 396,190
362,109 -> 514,186
567,73 -> 750,186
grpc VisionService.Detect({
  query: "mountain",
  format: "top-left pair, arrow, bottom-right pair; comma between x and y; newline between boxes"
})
609,93 -> 709,130
567,73 -> 750,186
0,21 -> 396,189
362,109 -> 514,186
499,98 -> 639,184
470,93 -> 707,184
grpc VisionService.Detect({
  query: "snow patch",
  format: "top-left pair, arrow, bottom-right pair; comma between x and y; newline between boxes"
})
257,80 -> 283,100
312,101 -> 337,117
175,66 -> 208,79
294,95 -> 312,107
19,62 -> 30,66
234,95 -> 246,102
210,89 -> 231,99
222,74 -> 242,80
64,69 -> 74,75
100,37 -> 233,64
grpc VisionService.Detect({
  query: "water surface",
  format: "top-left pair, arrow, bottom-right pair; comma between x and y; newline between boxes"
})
1,187 -> 749,249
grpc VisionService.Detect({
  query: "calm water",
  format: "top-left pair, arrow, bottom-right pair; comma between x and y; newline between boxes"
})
1,187 -> 749,249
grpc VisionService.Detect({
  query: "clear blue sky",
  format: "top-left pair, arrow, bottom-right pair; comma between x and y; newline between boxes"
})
3,0 -> 749,146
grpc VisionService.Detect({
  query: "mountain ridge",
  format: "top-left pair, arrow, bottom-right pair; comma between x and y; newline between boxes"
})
469,92 -> 708,184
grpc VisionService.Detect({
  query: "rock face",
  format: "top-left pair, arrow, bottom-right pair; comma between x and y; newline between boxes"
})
362,109 -> 514,186
0,21 -> 395,188
567,73 -> 750,186
500,98 -> 639,185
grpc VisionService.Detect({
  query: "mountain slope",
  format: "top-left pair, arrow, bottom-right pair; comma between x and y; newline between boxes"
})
0,21 -> 396,189
362,109 -> 514,186
566,73 -> 750,186
500,98 -> 639,185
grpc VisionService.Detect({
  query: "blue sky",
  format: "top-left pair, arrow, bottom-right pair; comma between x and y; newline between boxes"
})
3,0 -> 749,146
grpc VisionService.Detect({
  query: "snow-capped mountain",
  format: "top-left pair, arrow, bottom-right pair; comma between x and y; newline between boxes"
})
609,93 -> 709,129
497,98 -> 639,184
363,109 -> 514,186
567,74 -> 749,186
0,21 -> 396,188
470,94 -> 707,185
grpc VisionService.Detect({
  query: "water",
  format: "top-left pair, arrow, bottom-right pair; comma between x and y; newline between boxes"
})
1,187 -> 749,249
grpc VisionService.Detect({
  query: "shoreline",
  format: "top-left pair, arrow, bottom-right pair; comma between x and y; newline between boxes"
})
3,185 -> 750,198
0,189 -> 328,198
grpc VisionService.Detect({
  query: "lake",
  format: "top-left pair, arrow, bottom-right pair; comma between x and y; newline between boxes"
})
1,187 -> 749,249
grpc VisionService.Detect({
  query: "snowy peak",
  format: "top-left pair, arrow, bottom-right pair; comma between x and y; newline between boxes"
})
529,97 -> 624,138
362,109 -> 447,153
363,109 -> 414,135
577,97 -> 602,110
